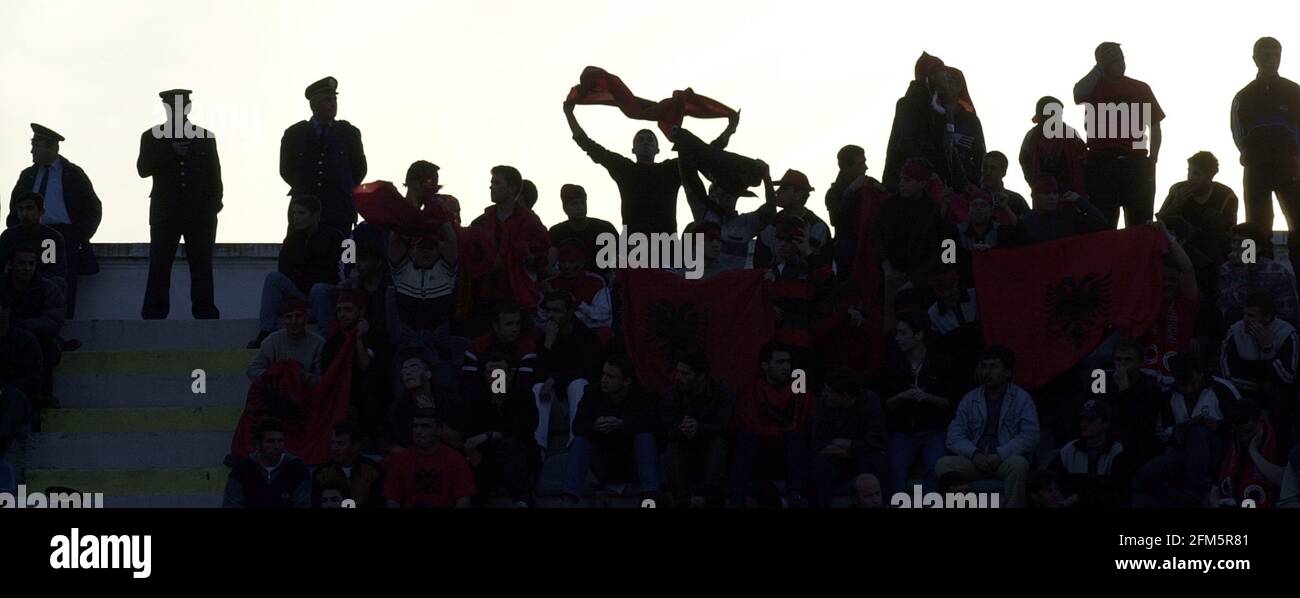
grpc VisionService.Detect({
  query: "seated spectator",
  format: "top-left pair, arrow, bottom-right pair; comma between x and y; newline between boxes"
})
223,418 -> 311,508
1026,471 -> 1068,508
532,291 -> 603,450
851,473 -> 884,508
462,352 -> 541,507
1140,224 -> 1200,377
1156,151 -> 1237,273
0,191 -> 68,290
563,355 -> 660,505
1012,175 -> 1107,245
808,370 -> 888,508
0,300 -> 39,454
948,191 -> 1014,286
462,301 -> 539,390
539,241 -> 612,330
926,269 -> 982,369
312,421 -> 384,508
936,346 -> 1039,508
1048,400 -> 1134,508
384,347 -> 465,452
1065,338 -> 1163,466
1136,353 -> 1240,507
880,312 -> 960,494
754,169 -> 830,269
383,409 -> 476,508
731,343 -> 813,507
317,480 -> 350,508
1280,445 -> 1300,508
246,299 -> 323,386
321,289 -> 387,440
248,195 -> 344,347
1212,399 -> 1282,508
548,184 -> 618,276
659,350 -> 735,508
974,151 -> 1031,219
1218,222 -> 1299,326
1220,291 -> 1298,449
0,244 -> 65,407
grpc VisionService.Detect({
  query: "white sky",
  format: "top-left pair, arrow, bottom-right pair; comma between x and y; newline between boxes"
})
1,0 -> 1295,242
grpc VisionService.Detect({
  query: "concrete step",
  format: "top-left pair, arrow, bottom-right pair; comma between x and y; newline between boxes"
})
63,319 -> 260,352
55,373 -> 248,408
24,467 -> 228,496
58,349 -> 255,376
22,432 -> 231,470
41,407 -> 242,433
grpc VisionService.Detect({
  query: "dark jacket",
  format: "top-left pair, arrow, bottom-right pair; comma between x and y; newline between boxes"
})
572,384 -> 659,442
0,324 -> 42,401
1232,76 -> 1300,165
811,390 -> 888,457
0,274 -> 65,338
280,119 -> 367,226
223,453 -> 311,508
884,80 -> 946,191
535,322 -> 605,386
659,377 -> 736,443
463,381 -> 540,446
279,226 -> 345,294
136,125 -> 223,224
877,348 -> 962,434
9,156 -> 103,274
0,225 -> 67,284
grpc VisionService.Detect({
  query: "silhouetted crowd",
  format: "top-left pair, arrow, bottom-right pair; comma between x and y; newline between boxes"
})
4,38 -> 1300,508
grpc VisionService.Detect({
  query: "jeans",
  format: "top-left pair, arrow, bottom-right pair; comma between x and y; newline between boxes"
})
888,430 -> 947,495
663,437 -> 728,506
142,217 -> 219,319
1243,160 -> 1300,273
563,433 -> 660,497
729,430 -> 809,499
257,271 -> 335,332
533,379 -> 587,449
1086,151 -> 1155,228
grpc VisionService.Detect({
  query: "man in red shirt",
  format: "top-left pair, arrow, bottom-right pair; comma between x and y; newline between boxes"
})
1074,42 -> 1165,228
383,410 -> 476,508
466,165 -> 550,333
730,343 -> 814,507
1020,96 -> 1088,197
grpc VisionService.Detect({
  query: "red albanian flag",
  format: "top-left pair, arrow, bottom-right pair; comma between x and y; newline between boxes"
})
564,66 -> 736,137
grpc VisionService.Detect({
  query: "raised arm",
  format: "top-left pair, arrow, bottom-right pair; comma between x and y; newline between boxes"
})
1073,63 -> 1104,105
710,111 -> 740,150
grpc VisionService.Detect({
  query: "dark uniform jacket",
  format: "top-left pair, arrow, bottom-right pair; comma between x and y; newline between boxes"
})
280,119 -> 367,228
8,156 -> 103,273
136,124 -> 223,225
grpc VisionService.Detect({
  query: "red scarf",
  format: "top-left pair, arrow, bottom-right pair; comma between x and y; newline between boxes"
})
230,330 -> 359,465
1217,418 -> 1279,507
564,66 -> 736,136
466,205 -> 550,312
353,181 -> 451,238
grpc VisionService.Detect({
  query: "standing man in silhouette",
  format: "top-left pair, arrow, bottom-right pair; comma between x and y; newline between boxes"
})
138,89 -> 223,320
1233,37 -> 1300,278
1074,42 -> 1164,228
280,76 -> 367,237
8,124 -> 102,321
563,103 -> 738,235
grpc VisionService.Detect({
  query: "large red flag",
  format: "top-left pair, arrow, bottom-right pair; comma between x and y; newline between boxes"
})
620,268 -> 775,393
352,181 -> 450,238
565,66 -> 736,137
973,227 -> 1167,389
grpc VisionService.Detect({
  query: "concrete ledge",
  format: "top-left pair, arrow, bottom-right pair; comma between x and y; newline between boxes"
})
21,432 -> 232,469
64,318 -> 259,352
55,373 -> 248,408
25,467 -> 228,496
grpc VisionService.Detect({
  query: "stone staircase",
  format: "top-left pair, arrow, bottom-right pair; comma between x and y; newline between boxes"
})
13,318 -> 257,507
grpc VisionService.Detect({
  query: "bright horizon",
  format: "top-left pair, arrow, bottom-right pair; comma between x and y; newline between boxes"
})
1,0 -> 1296,242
